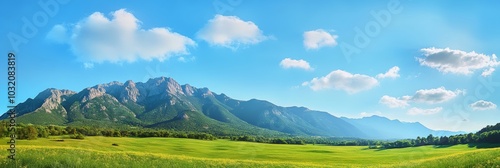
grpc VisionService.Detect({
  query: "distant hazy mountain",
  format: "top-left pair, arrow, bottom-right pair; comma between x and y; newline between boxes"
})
341,115 -> 465,139
1,77 -> 463,139
214,96 -> 365,137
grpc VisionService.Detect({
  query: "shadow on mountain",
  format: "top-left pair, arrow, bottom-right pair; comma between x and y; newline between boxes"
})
468,143 -> 500,149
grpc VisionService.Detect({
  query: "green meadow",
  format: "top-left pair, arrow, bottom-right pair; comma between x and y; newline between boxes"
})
1,136 -> 499,167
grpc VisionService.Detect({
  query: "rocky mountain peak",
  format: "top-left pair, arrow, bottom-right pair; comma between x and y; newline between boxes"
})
35,88 -> 76,100
124,80 -> 135,87
82,87 -> 107,102
145,76 -> 183,96
198,87 -> 213,97
95,81 -> 123,93
120,80 -> 140,103
182,84 -> 196,96
146,76 -> 168,85
34,88 -> 75,114
79,81 -> 125,102
166,79 -> 183,95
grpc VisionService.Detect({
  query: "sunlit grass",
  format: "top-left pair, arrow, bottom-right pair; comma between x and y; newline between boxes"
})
0,136 -> 498,167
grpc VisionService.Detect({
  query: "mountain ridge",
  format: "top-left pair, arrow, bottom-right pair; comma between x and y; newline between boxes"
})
1,76 -> 464,139
341,115 -> 465,139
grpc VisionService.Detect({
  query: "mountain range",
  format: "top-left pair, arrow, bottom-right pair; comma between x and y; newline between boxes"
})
1,77 -> 464,139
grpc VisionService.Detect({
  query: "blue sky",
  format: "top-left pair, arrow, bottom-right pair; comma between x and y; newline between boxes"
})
1,0 -> 499,132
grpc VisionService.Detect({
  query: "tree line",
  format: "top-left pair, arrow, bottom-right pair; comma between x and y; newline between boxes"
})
226,135 -> 381,146
381,123 -> 500,149
0,121 -> 216,141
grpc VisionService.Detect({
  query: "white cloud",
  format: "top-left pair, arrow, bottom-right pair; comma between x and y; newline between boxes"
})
303,29 -> 338,50
47,9 -> 195,64
304,70 -> 378,93
197,15 -> 268,49
407,107 -> 442,115
83,63 -> 94,69
280,58 -> 312,71
177,56 -> 195,63
418,47 -> 499,75
481,68 -> 495,77
379,95 -> 410,108
46,24 -> 68,43
380,87 -> 464,108
376,66 -> 400,79
470,100 -> 497,111
412,87 -> 464,104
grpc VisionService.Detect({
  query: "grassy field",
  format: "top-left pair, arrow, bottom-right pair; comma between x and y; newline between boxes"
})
0,136 -> 499,167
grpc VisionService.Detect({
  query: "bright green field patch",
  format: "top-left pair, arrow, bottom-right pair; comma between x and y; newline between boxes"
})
0,137 -> 499,167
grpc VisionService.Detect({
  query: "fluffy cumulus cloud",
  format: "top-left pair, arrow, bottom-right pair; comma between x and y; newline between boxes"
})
379,95 -> 410,108
280,58 -> 312,71
407,107 -> 443,115
481,68 -> 495,77
470,100 -> 497,111
412,87 -> 464,104
376,66 -> 400,79
304,70 -> 378,93
303,29 -> 338,50
46,24 -> 68,43
46,9 -> 195,64
197,15 -> 268,49
418,47 -> 499,76
380,87 -> 464,108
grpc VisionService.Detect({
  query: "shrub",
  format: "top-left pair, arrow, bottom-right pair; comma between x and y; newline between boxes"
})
70,133 -> 85,140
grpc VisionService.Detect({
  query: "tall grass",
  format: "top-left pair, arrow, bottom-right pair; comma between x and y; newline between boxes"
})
0,137 -> 498,167
394,148 -> 500,168
0,147 -> 316,168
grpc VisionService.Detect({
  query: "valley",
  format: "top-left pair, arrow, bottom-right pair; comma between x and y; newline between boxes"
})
1,136 -> 499,167
1,77 -> 498,167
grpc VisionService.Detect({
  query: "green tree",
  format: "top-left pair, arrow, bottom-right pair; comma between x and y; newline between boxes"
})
0,122 -> 7,138
466,133 -> 475,143
70,133 -> 85,139
26,125 -> 38,140
112,130 -> 121,137
38,127 -> 49,138
426,134 -> 434,145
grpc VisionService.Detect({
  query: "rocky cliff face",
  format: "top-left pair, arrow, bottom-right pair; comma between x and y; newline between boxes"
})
34,89 -> 76,115
120,80 -> 140,103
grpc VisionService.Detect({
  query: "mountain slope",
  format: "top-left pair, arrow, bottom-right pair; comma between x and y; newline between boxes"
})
0,76 -> 463,139
215,95 -> 366,137
0,77 -> 289,136
341,115 -> 464,139
288,107 -> 365,137
1,88 -> 75,125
